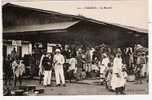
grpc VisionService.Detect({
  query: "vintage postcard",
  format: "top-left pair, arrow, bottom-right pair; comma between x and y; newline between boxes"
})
1,0 -> 149,96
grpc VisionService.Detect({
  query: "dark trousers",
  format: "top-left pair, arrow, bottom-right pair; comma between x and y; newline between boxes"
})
67,70 -> 74,83
39,74 -> 44,85
135,64 -> 143,84
115,86 -> 125,94
14,75 -> 22,87
76,68 -> 82,81
136,73 -> 142,84
4,74 -> 12,85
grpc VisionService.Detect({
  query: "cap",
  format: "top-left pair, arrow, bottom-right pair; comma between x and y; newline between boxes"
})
55,49 -> 61,52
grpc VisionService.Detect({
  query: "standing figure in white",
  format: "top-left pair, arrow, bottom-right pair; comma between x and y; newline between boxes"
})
53,49 -> 66,87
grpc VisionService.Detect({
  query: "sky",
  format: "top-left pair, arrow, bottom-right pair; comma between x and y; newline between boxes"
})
1,0 -> 148,30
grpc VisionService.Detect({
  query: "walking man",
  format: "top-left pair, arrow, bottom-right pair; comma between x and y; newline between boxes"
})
53,49 -> 66,87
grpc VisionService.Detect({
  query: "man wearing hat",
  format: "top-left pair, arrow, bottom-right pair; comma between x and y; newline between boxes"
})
53,49 -> 66,87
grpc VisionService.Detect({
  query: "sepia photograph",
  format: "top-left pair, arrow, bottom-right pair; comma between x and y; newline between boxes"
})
1,0 -> 148,96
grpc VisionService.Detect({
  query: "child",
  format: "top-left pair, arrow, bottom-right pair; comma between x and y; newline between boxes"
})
92,60 -> 99,72
98,62 -> 106,85
121,64 -> 128,94
135,64 -> 143,84
67,54 -> 77,83
98,53 -> 109,85
105,62 -> 113,90
12,60 -> 25,88
91,61 -> 99,79
81,69 -> 86,79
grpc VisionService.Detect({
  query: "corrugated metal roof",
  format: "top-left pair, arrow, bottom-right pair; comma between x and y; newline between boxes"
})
4,21 -> 79,33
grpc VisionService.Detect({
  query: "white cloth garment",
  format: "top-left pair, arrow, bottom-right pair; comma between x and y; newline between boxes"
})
39,54 -> 45,75
43,70 -> 52,85
12,61 -> 25,77
12,60 -> 18,74
111,57 -> 124,90
53,54 -> 65,85
122,71 -> 128,85
102,58 -> 110,67
101,57 -> 110,73
98,58 -> 109,82
68,58 -> 77,71
92,64 -> 99,71
112,57 -> 123,74
90,48 -> 95,61
141,64 -> 147,76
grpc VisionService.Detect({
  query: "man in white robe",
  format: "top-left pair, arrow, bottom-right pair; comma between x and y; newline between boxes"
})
53,49 -> 66,87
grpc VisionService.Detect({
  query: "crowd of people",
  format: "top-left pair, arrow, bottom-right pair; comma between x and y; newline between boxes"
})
3,43 -> 148,95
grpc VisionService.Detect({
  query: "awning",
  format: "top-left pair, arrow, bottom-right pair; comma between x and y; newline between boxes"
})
3,21 -> 79,33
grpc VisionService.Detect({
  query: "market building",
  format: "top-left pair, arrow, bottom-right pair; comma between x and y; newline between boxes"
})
2,3 -> 148,76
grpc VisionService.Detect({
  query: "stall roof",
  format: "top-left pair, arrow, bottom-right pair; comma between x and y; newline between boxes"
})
3,3 -> 148,34
4,21 -> 79,33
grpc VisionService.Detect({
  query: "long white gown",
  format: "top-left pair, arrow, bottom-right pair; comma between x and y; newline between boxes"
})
111,57 -> 125,90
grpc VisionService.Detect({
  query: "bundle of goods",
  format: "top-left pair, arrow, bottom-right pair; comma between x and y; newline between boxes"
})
9,85 -> 44,96
134,44 -> 148,56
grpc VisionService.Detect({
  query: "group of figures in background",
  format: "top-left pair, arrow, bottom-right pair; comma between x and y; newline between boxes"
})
3,43 -> 148,95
